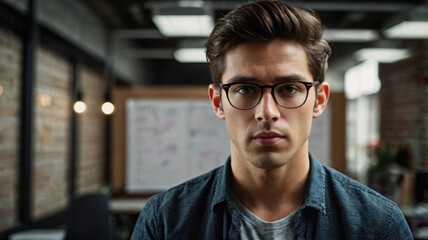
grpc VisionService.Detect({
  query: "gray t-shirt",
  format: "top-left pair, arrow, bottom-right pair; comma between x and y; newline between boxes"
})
232,194 -> 297,240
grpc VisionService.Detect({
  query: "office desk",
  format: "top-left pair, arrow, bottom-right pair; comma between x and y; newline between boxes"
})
110,198 -> 148,239
110,198 -> 148,214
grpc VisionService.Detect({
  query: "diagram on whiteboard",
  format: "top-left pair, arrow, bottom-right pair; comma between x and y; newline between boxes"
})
126,99 -> 230,193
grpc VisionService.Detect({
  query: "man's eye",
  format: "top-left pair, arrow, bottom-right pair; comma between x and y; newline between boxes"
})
277,84 -> 300,95
235,86 -> 258,95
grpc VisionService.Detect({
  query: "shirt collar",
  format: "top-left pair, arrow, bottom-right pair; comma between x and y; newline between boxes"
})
211,154 -> 327,215
302,152 -> 327,215
212,156 -> 232,210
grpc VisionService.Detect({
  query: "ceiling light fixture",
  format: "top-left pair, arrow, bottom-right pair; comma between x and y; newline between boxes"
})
345,60 -> 381,100
354,48 -> 411,63
384,21 -> 428,39
174,48 -> 207,63
152,15 -> 214,37
323,29 -> 379,42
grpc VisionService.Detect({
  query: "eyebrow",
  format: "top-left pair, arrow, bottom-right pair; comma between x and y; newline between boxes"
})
225,74 -> 308,84
225,76 -> 258,84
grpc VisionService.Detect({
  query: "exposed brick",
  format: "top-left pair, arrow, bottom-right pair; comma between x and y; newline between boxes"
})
379,51 -> 428,169
0,26 -> 107,231
31,46 -> 71,220
76,66 -> 106,196
0,27 -> 21,232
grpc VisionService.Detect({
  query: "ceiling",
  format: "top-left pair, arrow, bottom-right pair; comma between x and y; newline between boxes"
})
86,0 -> 428,85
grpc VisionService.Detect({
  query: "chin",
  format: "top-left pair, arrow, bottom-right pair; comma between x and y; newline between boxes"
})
249,153 -> 290,170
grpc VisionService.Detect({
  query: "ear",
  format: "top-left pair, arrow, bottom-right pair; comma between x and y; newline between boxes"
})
208,84 -> 225,120
313,82 -> 330,119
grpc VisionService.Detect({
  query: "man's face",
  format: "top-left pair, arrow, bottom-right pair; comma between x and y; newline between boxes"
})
209,40 -> 329,170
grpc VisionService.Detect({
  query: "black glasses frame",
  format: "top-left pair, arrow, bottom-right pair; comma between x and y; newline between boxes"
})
218,81 -> 320,110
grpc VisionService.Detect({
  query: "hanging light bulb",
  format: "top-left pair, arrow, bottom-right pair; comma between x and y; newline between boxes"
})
73,91 -> 86,114
101,101 -> 115,115
74,100 -> 86,113
101,91 -> 115,115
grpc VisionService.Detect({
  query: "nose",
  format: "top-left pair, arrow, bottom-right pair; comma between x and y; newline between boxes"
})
255,90 -> 280,122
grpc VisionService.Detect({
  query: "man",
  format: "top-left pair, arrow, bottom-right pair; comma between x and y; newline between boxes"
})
131,1 -> 412,239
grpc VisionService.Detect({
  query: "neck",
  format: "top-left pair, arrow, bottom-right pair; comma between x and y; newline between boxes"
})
230,143 -> 310,222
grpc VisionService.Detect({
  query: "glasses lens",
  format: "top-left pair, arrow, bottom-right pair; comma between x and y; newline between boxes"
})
274,82 -> 308,108
227,83 -> 261,109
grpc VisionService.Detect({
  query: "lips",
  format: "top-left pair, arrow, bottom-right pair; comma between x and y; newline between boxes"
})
252,131 -> 285,145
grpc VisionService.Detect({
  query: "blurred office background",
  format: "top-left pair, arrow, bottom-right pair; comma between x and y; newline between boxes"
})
0,0 -> 427,239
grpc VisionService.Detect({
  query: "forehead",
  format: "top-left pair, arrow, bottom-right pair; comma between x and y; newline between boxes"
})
222,40 -> 312,84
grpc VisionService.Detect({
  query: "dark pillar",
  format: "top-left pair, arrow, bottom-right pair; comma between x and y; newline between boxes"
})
19,0 -> 37,225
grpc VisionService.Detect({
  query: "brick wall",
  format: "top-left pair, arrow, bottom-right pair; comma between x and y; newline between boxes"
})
0,27 -> 21,231
379,51 -> 428,168
0,25 -> 108,231
76,66 -> 106,195
32,46 -> 71,219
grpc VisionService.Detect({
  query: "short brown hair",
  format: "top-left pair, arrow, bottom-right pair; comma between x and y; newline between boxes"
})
205,0 -> 331,84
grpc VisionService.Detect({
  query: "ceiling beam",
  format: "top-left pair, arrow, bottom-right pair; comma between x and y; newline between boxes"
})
144,1 -> 418,13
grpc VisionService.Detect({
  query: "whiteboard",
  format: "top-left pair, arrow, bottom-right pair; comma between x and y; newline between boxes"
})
125,99 -> 230,193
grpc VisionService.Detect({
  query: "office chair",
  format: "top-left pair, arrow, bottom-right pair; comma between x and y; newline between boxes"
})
67,193 -> 116,240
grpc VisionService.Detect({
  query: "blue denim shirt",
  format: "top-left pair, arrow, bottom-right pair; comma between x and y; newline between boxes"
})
131,153 -> 412,239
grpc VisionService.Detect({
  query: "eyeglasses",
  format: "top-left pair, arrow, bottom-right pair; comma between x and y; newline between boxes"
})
218,81 -> 319,110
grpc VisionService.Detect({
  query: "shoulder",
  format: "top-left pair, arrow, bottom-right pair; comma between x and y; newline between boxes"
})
323,164 -> 395,209
132,165 -> 225,239
149,164 -> 224,208
322,165 -> 412,238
